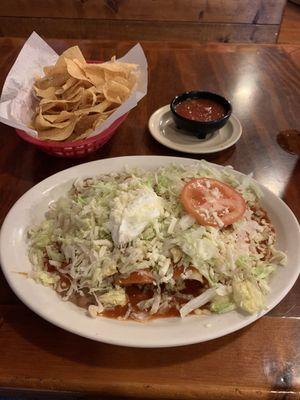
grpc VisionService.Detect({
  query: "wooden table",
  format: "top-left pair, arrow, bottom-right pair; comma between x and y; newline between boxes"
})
0,0 -> 286,43
0,38 -> 299,400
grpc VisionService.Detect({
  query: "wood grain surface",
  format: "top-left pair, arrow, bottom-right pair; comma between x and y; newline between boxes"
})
0,0 -> 286,42
0,18 -> 280,43
279,1 -> 300,44
0,0 -> 286,23
0,38 -> 300,399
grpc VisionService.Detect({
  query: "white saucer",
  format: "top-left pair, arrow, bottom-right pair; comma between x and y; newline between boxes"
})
148,105 -> 242,154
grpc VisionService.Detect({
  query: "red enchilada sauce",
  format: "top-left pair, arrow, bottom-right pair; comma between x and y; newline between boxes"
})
46,259 -> 207,320
175,98 -> 226,122
102,278 -> 205,320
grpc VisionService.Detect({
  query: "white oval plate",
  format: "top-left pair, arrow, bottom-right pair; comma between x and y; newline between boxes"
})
1,156 -> 299,348
148,105 -> 242,154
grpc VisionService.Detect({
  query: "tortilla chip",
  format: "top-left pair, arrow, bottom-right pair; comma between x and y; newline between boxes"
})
35,72 -> 70,90
68,113 -> 108,141
55,77 -> 78,95
31,45 -> 139,142
83,64 -> 106,87
39,95 -> 83,113
33,86 -> 57,99
95,93 -> 106,104
105,72 -> 137,91
74,99 -> 112,116
43,64 -> 67,77
62,80 -> 91,100
43,111 -> 73,123
78,88 -> 97,108
103,80 -> 130,104
34,110 -> 75,130
102,107 -> 118,116
38,116 -> 77,141
39,101 -> 67,114
65,58 -> 90,82
74,114 -> 101,135
55,46 -> 86,67
98,59 -> 138,76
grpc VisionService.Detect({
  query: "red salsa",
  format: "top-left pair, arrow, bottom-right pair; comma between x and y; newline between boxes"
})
175,98 -> 226,122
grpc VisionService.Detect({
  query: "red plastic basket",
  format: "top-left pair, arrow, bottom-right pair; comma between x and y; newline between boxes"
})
15,112 -> 128,158
15,59 -> 130,158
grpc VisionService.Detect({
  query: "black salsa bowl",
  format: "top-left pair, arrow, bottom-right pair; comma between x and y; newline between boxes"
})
170,91 -> 232,139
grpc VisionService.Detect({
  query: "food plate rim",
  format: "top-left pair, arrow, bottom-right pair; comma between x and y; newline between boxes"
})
0,155 -> 299,348
148,105 -> 242,154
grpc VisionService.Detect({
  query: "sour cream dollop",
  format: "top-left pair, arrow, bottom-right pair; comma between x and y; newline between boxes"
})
109,188 -> 163,246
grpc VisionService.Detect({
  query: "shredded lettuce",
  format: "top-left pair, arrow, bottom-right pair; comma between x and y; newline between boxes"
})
27,161 -> 286,318
210,295 -> 236,313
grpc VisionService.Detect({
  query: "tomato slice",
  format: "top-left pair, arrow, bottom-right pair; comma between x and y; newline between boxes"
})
180,177 -> 246,227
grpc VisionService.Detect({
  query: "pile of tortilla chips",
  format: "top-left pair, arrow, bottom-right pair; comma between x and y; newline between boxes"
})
31,46 -> 139,141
